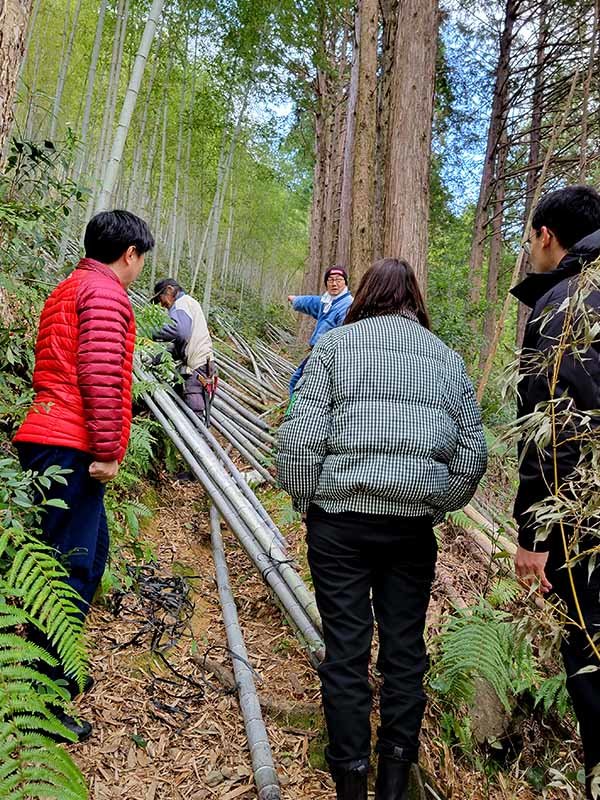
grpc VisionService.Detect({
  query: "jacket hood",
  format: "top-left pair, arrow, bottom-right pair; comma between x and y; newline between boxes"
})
510,228 -> 600,308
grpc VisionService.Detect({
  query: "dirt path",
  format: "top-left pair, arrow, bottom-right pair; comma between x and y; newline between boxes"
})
72,480 -> 331,800
70,478 -> 579,800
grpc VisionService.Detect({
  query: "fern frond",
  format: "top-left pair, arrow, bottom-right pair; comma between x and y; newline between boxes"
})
487,577 -> 521,608
534,672 -> 571,717
432,600 -> 537,712
4,537 -> 88,686
0,632 -> 58,667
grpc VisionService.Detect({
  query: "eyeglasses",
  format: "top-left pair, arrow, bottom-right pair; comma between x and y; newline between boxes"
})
327,276 -> 345,283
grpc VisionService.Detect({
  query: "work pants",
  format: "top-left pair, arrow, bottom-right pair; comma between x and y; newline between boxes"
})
16,443 -> 108,690
306,504 -> 437,772
546,531 -> 600,799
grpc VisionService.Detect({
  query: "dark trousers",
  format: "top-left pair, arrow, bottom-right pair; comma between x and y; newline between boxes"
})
546,533 -> 600,799
16,443 -> 109,685
306,504 -> 437,771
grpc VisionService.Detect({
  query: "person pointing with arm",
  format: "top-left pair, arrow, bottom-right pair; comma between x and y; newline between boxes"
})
288,265 -> 353,396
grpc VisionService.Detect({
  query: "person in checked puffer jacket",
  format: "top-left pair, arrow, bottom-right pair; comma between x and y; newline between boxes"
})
277,258 -> 487,800
14,209 -> 154,742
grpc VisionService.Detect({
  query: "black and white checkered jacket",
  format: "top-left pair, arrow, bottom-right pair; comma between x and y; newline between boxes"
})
276,314 -> 487,521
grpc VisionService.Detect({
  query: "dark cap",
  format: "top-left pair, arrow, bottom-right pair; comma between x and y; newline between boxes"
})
324,266 -> 348,286
151,278 -> 182,303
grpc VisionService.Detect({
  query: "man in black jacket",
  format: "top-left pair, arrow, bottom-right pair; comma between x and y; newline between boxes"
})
511,185 -> 600,798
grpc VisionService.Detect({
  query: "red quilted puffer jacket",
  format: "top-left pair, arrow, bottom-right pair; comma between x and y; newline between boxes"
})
15,259 -> 136,462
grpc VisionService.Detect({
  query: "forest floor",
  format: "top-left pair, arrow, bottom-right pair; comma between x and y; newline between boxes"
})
66,465 -> 584,800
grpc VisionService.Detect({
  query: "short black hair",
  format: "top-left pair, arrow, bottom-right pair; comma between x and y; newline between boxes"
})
84,210 -> 155,264
532,185 -> 600,250
151,278 -> 183,303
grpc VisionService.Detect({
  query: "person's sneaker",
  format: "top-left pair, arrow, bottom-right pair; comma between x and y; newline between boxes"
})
52,708 -> 93,743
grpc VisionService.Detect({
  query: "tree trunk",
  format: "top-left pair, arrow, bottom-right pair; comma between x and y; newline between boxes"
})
76,0 -> 109,181
221,181 -> 234,286
321,22 -> 349,269
578,0 -> 599,181
336,9 -> 359,269
349,0 -> 377,280
305,68 -> 328,292
383,0 -> 439,288
86,0 -> 127,220
479,128 -> 508,369
96,0 -> 166,212
0,0 -> 32,159
127,37 -> 161,209
2,0 -> 40,158
467,0 -> 519,321
202,117 -> 240,316
374,0 -> 398,260
190,132 -> 226,295
170,44 -> 189,277
149,93 -> 169,291
516,0 -> 546,348
24,26 -> 42,139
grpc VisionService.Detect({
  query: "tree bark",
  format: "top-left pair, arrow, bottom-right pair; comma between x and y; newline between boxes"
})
336,9 -> 359,269
374,0 -> 398,260
383,0 -> 439,288
348,0 -> 377,280
479,128 -> 508,369
467,0 -> 519,320
0,0 -> 32,159
321,22 -> 349,269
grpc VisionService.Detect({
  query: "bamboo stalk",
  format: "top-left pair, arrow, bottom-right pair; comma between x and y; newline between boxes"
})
96,0 -> 166,211
167,389 -> 285,546
210,505 -> 281,800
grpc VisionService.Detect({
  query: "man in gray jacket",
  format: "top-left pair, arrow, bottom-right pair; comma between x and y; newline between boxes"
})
152,278 -> 216,420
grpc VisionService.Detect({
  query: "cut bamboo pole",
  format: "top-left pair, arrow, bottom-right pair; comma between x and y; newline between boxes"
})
141,390 -> 324,659
138,374 -> 321,631
167,389 -> 285,546
210,506 -> 281,800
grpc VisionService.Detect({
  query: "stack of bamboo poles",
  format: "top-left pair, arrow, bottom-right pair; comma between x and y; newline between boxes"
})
136,364 -> 324,661
136,363 -> 325,800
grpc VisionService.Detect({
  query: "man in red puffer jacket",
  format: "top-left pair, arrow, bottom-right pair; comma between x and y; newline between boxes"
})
14,209 -> 154,741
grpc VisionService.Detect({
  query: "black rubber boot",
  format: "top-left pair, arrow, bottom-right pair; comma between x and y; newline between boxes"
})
332,760 -> 369,800
69,674 -> 94,697
51,708 -> 93,743
375,755 -> 411,800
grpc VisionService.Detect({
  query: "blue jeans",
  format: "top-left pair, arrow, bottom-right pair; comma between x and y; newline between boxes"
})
16,443 -> 109,687
289,356 -> 309,396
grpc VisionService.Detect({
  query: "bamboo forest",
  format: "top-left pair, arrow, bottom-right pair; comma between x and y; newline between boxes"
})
1,0 -> 600,798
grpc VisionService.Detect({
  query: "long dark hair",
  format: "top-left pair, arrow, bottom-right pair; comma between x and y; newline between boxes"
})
344,258 -> 431,329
